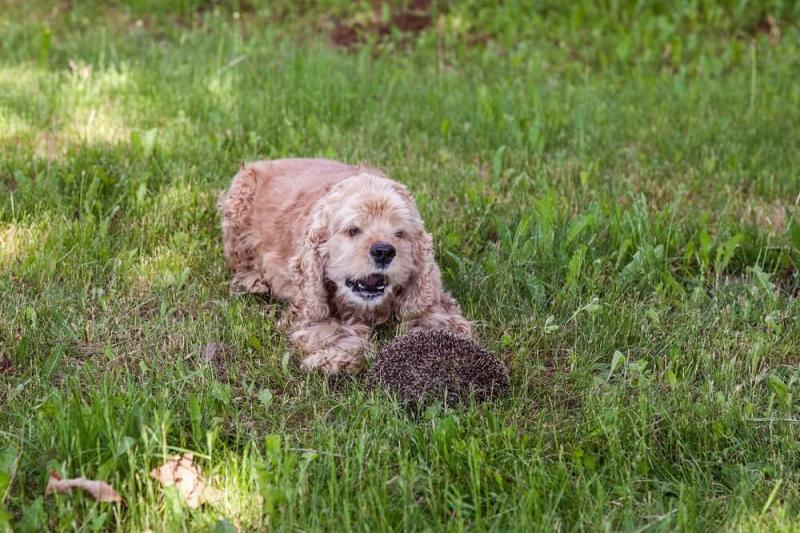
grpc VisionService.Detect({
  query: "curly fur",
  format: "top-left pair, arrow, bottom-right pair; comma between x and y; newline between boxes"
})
219,158 -> 471,374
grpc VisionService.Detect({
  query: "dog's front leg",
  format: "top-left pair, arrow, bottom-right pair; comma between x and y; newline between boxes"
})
290,320 -> 371,374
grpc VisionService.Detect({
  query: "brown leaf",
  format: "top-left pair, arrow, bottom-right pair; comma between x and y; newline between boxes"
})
201,342 -> 230,381
201,342 -> 221,363
45,471 -> 123,503
150,453 -> 221,508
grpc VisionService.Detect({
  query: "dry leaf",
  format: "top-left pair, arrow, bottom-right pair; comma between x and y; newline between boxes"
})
45,471 -> 123,503
150,453 -> 221,508
201,342 -> 230,381
201,342 -> 221,363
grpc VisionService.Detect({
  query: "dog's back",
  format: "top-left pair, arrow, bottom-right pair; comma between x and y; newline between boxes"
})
218,158 -> 368,295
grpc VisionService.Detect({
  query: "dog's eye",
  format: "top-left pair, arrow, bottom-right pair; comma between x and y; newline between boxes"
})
394,230 -> 406,239
347,227 -> 361,237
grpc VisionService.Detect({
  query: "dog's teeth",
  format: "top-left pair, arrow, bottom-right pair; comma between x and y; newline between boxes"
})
350,277 -> 387,297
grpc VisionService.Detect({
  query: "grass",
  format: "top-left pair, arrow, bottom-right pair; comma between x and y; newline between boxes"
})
1,0 -> 799,530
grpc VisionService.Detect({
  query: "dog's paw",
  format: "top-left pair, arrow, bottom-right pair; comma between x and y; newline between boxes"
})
230,271 -> 271,296
301,348 -> 365,375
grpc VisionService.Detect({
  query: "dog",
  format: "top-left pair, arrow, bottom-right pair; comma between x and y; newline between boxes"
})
218,158 -> 471,374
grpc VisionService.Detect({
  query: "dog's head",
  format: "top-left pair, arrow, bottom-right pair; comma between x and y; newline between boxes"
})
293,173 -> 439,321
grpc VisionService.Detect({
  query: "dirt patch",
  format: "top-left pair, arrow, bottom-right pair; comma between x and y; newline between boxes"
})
748,14 -> 781,43
0,353 -> 12,375
775,267 -> 799,298
1,171 -> 16,191
330,0 -> 434,49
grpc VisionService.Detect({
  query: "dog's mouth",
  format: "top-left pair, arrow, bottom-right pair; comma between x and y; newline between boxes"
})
345,273 -> 388,300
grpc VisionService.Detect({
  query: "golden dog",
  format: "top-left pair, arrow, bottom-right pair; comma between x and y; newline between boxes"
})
219,158 -> 470,374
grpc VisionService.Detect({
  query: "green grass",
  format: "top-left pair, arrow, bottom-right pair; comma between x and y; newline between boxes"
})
1,0 -> 800,530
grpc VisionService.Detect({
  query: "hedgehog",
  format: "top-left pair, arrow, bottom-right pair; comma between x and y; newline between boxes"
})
366,329 -> 510,408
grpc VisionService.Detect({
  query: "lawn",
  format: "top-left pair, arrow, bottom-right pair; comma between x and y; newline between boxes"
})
1,0 -> 800,530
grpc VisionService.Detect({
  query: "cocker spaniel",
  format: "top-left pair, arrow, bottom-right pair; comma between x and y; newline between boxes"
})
219,158 -> 471,374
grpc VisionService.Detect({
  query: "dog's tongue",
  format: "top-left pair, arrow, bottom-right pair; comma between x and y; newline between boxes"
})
362,273 -> 386,289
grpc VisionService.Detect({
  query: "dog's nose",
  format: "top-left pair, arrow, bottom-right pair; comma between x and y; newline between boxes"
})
370,242 -> 396,265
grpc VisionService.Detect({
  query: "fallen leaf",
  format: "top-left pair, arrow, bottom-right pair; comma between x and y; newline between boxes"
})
150,453 -> 221,508
45,472 -> 123,503
201,342 -> 230,381
201,342 -> 221,363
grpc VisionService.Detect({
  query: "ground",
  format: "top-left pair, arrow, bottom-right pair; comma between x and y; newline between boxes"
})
1,1 -> 799,531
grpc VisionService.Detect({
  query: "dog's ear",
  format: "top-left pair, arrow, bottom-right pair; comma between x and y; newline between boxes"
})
387,182 -> 440,319
291,204 -> 331,323
396,229 -> 443,320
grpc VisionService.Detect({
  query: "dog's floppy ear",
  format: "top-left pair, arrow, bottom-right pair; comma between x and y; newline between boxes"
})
291,202 -> 331,323
396,229 -> 442,320
390,184 -> 443,320
391,184 -> 472,336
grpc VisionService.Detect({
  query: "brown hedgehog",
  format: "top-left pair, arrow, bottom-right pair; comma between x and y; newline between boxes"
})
366,329 -> 509,408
